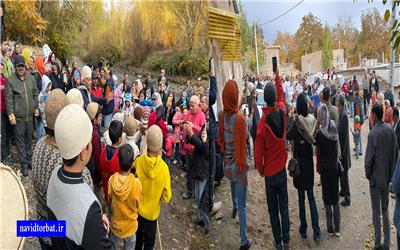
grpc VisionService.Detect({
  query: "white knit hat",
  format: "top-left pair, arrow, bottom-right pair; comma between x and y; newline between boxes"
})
55,104 -> 93,160
147,125 -> 163,153
81,65 -> 92,79
66,88 -> 84,108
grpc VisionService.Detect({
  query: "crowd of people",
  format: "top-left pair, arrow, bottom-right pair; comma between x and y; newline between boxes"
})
0,41 -> 222,250
3,39 -> 400,250
217,67 -> 400,250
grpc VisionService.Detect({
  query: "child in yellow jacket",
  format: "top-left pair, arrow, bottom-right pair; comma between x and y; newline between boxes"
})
134,125 -> 172,250
108,144 -> 142,250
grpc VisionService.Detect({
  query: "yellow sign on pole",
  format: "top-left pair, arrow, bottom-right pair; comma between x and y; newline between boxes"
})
208,6 -> 242,61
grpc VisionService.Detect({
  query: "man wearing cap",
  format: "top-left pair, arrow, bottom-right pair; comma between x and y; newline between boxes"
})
78,65 -> 113,109
32,90 -> 92,248
5,55 -> 39,176
47,104 -> 115,249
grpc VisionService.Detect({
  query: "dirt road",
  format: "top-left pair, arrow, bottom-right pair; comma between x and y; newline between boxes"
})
19,118 -> 397,250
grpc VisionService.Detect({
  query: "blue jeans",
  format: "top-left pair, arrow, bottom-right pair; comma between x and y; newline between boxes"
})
36,117 -> 44,139
355,141 -> 361,156
298,189 -> 321,239
230,181 -> 249,247
103,113 -> 113,129
265,169 -> 290,246
349,99 -> 354,117
194,179 -> 206,207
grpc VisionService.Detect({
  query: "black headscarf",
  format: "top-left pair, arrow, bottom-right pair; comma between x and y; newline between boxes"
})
297,92 -> 308,117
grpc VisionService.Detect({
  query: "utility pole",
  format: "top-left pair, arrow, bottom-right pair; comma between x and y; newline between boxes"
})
254,20 -> 260,75
390,0 -> 396,94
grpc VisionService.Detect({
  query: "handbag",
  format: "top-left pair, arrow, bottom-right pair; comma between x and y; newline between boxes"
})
288,141 -> 301,177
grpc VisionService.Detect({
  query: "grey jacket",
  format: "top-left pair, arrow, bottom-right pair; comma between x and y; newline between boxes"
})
365,121 -> 397,189
5,72 -> 39,122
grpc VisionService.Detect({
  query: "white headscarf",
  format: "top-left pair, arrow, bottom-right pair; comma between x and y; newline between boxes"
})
153,92 -> 163,108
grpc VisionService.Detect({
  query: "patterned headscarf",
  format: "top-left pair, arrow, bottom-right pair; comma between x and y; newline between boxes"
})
112,112 -> 125,124
317,103 -> 338,141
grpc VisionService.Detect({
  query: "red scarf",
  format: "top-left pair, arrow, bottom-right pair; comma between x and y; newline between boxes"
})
218,80 -> 247,173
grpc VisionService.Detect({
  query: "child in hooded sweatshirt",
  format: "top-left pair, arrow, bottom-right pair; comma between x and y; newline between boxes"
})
37,75 -> 52,139
134,125 -> 171,250
108,144 -> 142,250
123,92 -> 134,119
123,116 -> 140,158
351,115 -> 362,159
99,120 -> 123,205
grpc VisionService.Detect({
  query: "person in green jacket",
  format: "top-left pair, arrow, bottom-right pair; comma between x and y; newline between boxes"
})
1,42 -> 13,78
5,55 -> 39,176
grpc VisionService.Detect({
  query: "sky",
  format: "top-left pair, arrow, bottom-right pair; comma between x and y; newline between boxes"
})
242,0 -> 388,43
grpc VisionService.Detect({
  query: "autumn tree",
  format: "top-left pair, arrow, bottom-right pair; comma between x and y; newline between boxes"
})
165,0 -> 206,52
4,1 -> 47,45
237,1 -> 252,54
332,15 -> 359,67
273,31 -> 297,65
294,12 -> 323,68
322,23 -> 333,71
358,8 -> 390,61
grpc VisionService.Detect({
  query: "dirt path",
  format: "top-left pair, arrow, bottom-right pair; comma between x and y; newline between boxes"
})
18,117 -> 397,250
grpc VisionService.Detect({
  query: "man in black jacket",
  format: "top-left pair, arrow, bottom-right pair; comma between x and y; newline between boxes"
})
47,104 -> 115,249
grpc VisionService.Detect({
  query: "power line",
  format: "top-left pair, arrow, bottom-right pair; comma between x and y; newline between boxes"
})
259,0 -> 305,26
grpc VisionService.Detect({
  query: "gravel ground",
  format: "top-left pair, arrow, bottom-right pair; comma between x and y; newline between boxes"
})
12,112 -> 397,249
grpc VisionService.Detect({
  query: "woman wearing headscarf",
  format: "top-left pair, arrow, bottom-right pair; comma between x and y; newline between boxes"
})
218,80 -> 252,249
148,92 -> 167,139
152,92 -> 165,121
286,93 -> 321,241
315,103 -> 340,237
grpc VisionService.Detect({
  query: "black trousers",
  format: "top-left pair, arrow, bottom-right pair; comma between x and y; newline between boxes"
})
1,112 -> 12,160
199,139 -> 216,224
135,215 -> 157,250
340,168 -> 351,202
397,232 -> 400,250
186,155 -> 193,194
14,120 -> 33,170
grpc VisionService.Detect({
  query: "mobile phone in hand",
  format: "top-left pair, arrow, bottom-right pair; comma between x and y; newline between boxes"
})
272,56 -> 278,74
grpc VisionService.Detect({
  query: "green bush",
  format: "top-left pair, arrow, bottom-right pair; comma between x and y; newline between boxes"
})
144,49 -> 208,78
84,43 -> 121,66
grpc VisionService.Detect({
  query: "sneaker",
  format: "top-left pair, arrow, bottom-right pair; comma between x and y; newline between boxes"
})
192,203 -> 198,209
239,239 -> 252,250
191,217 -> 204,226
340,200 -> 350,206
182,192 -> 192,200
327,228 -> 334,236
210,201 -> 222,216
335,232 -> 341,237
273,242 -> 282,250
232,208 -> 237,219
313,235 -> 321,242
